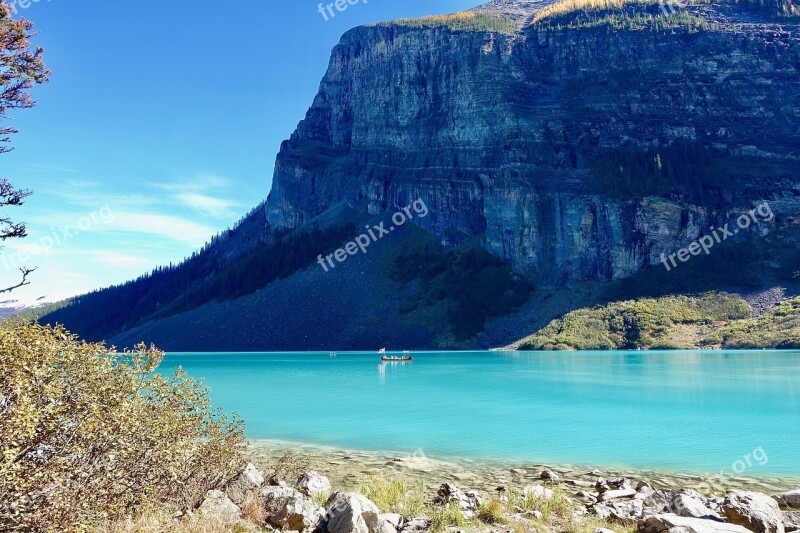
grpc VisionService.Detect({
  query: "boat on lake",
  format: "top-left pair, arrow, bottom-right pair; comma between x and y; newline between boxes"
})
379,349 -> 412,362
381,355 -> 412,362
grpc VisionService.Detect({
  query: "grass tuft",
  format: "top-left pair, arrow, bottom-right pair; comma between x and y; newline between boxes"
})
358,475 -> 428,516
430,504 -> 466,532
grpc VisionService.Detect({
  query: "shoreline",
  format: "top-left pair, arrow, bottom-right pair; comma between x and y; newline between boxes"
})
247,439 -> 800,496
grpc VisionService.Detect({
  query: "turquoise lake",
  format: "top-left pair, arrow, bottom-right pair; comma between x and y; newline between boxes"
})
160,351 -> 800,477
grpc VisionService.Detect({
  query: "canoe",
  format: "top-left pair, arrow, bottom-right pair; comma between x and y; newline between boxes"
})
381,356 -> 412,362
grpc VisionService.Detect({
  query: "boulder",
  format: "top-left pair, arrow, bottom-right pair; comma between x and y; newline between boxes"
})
227,463 -> 265,505
784,512 -> 800,532
364,511 -> 398,533
541,468 -> 561,484
609,477 -> 633,490
399,517 -> 431,533
597,498 -> 645,524
642,489 -> 681,515
600,488 -> 638,501
673,490 -> 720,519
295,471 -> 332,497
380,513 -> 404,529
775,492 -> 800,510
434,483 -> 482,518
524,485 -> 554,500
639,514 -> 753,533
197,490 -> 242,525
261,485 -> 323,532
325,492 -> 380,533
723,490 -> 785,533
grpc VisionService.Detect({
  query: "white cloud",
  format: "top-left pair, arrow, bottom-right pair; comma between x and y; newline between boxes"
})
175,192 -> 241,218
88,250 -> 153,269
100,211 -> 218,247
153,173 -> 231,192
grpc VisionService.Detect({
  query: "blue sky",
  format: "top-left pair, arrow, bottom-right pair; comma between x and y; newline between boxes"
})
0,0 -> 478,305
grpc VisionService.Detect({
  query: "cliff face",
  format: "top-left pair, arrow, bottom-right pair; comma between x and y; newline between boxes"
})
266,1 -> 800,285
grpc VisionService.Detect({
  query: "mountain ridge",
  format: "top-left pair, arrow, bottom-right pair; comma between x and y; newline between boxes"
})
36,0 -> 800,350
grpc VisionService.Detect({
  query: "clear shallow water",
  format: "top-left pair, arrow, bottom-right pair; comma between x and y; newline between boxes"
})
159,351 -> 800,476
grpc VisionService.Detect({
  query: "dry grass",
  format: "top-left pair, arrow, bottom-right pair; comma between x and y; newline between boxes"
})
239,492 -> 265,527
269,451 -> 309,483
93,507 -> 257,533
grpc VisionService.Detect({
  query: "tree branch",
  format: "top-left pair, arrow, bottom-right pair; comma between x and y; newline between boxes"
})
0,266 -> 35,294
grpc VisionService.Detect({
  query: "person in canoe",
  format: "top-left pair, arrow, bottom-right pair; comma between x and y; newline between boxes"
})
378,348 -> 412,362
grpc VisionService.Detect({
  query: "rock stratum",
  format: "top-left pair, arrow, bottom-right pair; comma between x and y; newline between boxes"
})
266,0 -> 800,285
39,0 -> 800,350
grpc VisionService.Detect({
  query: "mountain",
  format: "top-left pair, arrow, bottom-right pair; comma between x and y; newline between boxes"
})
39,0 -> 800,350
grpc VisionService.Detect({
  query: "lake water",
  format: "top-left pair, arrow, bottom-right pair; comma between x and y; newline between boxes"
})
159,350 -> 800,477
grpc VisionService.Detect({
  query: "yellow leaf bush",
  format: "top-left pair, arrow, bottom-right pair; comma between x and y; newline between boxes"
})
0,323 -> 247,532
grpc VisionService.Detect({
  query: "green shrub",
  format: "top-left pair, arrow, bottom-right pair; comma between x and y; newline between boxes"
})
390,243 -> 533,340
0,323 -> 246,531
518,293 -> 752,350
718,297 -> 800,348
477,497 -> 507,524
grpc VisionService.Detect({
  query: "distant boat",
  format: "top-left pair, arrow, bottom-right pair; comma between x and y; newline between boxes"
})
381,355 -> 412,362
378,348 -> 386,354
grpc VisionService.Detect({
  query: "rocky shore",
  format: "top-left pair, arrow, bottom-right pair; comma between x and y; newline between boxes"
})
184,444 -> 800,533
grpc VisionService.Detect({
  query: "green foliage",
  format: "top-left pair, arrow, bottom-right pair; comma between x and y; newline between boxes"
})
518,293 -> 752,350
734,0 -> 799,18
714,297 -> 800,349
590,139 -> 728,202
156,224 -> 356,319
0,323 -> 247,531
382,12 -> 517,34
390,243 -> 533,340
39,222 -> 355,341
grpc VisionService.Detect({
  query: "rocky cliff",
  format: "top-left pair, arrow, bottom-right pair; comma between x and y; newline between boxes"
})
266,0 -> 800,286
38,0 -> 800,350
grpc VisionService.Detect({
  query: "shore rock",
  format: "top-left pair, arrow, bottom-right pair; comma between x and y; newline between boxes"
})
325,492 -> 381,533
775,492 -> 800,510
296,471 -> 332,497
600,488 -> 638,501
197,490 -> 242,525
228,463 -> 266,505
524,485 -> 554,500
723,490 -> 785,533
784,512 -> 800,532
639,514 -> 753,533
364,511 -> 398,533
399,517 -> 431,533
674,490 -> 720,519
380,513 -> 404,529
435,483 -> 482,518
261,485 -> 323,532
541,469 -> 560,484
593,499 -> 644,524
